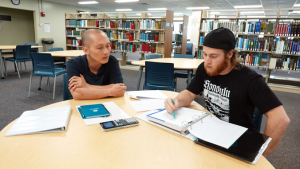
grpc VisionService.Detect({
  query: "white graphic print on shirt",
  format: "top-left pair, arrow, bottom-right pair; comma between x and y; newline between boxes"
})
203,80 -> 230,122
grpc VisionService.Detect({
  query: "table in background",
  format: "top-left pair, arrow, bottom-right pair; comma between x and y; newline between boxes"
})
131,58 -> 204,90
0,45 -> 43,79
0,91 -> 273,169
42,50 -> 84,58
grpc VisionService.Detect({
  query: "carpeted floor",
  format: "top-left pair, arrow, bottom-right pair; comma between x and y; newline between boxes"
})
0,61 -> 299,168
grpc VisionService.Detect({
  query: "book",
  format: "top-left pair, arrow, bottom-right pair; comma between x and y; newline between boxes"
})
5,106 -> 71,136
79,103 -> 110,119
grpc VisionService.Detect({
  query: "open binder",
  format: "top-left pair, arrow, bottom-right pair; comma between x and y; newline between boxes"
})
146,107 -> 271,164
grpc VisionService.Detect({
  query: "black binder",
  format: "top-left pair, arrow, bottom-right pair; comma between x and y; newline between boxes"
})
194,129 -> 271,164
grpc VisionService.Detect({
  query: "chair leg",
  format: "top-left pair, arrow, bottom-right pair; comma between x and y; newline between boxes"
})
38,77 -> 42,90
53,75 -> 57,100
28,75 -> 32,97
24,62 -> 26,70
20,62 -> 23,73
47,77 -> 50,90
47,77 -> 50,85
3,60 -> 7,76
15,61 -> 20,78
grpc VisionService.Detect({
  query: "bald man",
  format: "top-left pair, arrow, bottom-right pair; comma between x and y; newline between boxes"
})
66,29 -> 127,100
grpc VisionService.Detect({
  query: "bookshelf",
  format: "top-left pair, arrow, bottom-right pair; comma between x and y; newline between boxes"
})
196,8 -> 300,84
65,11 -> 174,65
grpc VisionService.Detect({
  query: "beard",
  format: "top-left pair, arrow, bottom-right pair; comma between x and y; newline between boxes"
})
204,57 -> 229,76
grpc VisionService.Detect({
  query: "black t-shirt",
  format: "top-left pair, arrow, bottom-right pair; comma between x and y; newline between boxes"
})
66,54 -> 123,85
187,62 -> 282,130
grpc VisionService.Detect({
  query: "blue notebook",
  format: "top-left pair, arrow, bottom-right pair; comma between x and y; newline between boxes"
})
78,104 -> 110,119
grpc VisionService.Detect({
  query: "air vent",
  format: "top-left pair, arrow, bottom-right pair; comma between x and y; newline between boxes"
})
139,3 -> 150,5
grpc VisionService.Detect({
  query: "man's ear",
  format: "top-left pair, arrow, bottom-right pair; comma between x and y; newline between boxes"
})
227,50 -> 233,59
82,46 -> 89,55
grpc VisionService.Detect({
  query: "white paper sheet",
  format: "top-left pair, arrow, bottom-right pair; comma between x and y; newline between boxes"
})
136,111 -> 197,141
76,102 -> 130,126
149,107 -> 207,128
126,90 -> 168,100
188,115 -> 247,149
129,99 -> 165,112
44,23 -> 50,32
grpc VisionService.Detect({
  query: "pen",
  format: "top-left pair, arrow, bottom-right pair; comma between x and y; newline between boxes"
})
171,100 -> 176,119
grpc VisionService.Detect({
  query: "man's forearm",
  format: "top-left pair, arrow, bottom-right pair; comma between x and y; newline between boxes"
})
176,90 -> 197,107
71,87 -> 112,100
263,106 -> 290,157
89,84 -> 114,90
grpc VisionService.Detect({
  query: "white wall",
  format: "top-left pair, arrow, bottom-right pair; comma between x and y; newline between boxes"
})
0,0 -> 97,51
189,11 -> 202,54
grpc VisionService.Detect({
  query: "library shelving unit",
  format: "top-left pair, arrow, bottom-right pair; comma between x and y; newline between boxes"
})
196,8 -> 300,87
180,15 -> 189,54
65,10 -> 174,65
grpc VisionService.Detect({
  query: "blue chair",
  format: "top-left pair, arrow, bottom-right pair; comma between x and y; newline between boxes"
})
28,53 -> 66,100
173,54 -> 195,90
22,43 -> 39,70
143,61 -> 176,91
5,45 -> 32,78
186,43 -> 193,55
48,47 -> 66,69
253,107 -> 263,132
63,74 -> 73,100
145,54 -> 161,60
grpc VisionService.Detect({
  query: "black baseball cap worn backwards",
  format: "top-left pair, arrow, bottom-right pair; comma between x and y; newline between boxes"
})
203,27 -> 236,50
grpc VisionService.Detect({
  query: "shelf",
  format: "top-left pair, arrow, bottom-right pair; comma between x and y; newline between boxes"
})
275,36 -> 300,38
111,50 -> 119,52
272,52 -> 300,56
202,17 -> 277,20
66,17 -> 166,20
199,45 -> 203,47
67,45 -> 82,47
239,50 -> 272,54
66,36 -> 81,38
122,51 -> 142,54
140,29 -> 165,31
269,68 -> 300,72
245,65 -> 269,68
140,41 -> 164,43
66,26 -> 98,29
173,41 -> 181,43
237,33 -> 275,37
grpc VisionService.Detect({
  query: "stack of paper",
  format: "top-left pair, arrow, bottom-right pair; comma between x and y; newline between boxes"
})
127,90 -> 168,100
129,99 -> 165,112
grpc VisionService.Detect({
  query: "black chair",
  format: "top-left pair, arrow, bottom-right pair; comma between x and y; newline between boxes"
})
48,47 -> 66,69
143,61 -> 176,91
5,45 -> 31,78
63,74 -> 73,100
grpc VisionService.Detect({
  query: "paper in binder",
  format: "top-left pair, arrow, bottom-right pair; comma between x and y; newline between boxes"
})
146,107 -> 247,149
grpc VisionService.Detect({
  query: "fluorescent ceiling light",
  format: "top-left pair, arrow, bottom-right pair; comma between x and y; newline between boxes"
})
78,1 -> 99,4
210,12 -> 220,14
293,4 -> 300,7
234,5 -> 262,8
79,11 -> 90,13
289,11 -> 300,13
136,13 -> 151,15
115,0 -> 139,3
115,9 -> 132,11
247,15 -> 265,18
240,11 -> 264,14
147,8 -> 167,10
186,7 -> 210,10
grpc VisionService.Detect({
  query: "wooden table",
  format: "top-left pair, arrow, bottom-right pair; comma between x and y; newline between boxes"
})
0,91 -> 273,169
42,50 -> 84,58
0,45 -> 43,79
131,58 -> 204,90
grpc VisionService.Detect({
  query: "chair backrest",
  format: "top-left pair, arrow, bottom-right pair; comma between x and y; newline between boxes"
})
253,107 -> 263,132
30,53 -> 55,74
186,43 -> 193,55
173,54 -> 194,59
23,43 -> 38,46
24,43 -> 39,53
63,74 -> 73,100
15,45 -> 32,60
48,47 -> 64,52
145,54 -> 161,60
144,61 -> 175,88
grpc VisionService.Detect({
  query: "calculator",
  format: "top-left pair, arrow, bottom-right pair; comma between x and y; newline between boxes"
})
99,117 -> 139,131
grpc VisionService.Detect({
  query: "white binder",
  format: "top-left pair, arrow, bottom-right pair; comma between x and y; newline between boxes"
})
5,105 -> 71,136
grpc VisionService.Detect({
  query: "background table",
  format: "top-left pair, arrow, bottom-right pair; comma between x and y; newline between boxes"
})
42,50 -> 84,58
131,58 -> 204,90
0,45 -> 43,79
0,91 -> 273,169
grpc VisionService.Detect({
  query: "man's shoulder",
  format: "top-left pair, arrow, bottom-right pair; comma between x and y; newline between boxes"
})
67,54 -> 86,64
108,55 -> 118,63
235,64 -> 263,81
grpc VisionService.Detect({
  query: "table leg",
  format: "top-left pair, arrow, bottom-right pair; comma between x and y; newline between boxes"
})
0,50 -> 4,79
136,66 -> 144,90
187,70 -> 191,86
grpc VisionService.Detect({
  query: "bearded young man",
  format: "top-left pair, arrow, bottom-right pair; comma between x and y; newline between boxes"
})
164,28 -> 290,157
66,29 -> 126,100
